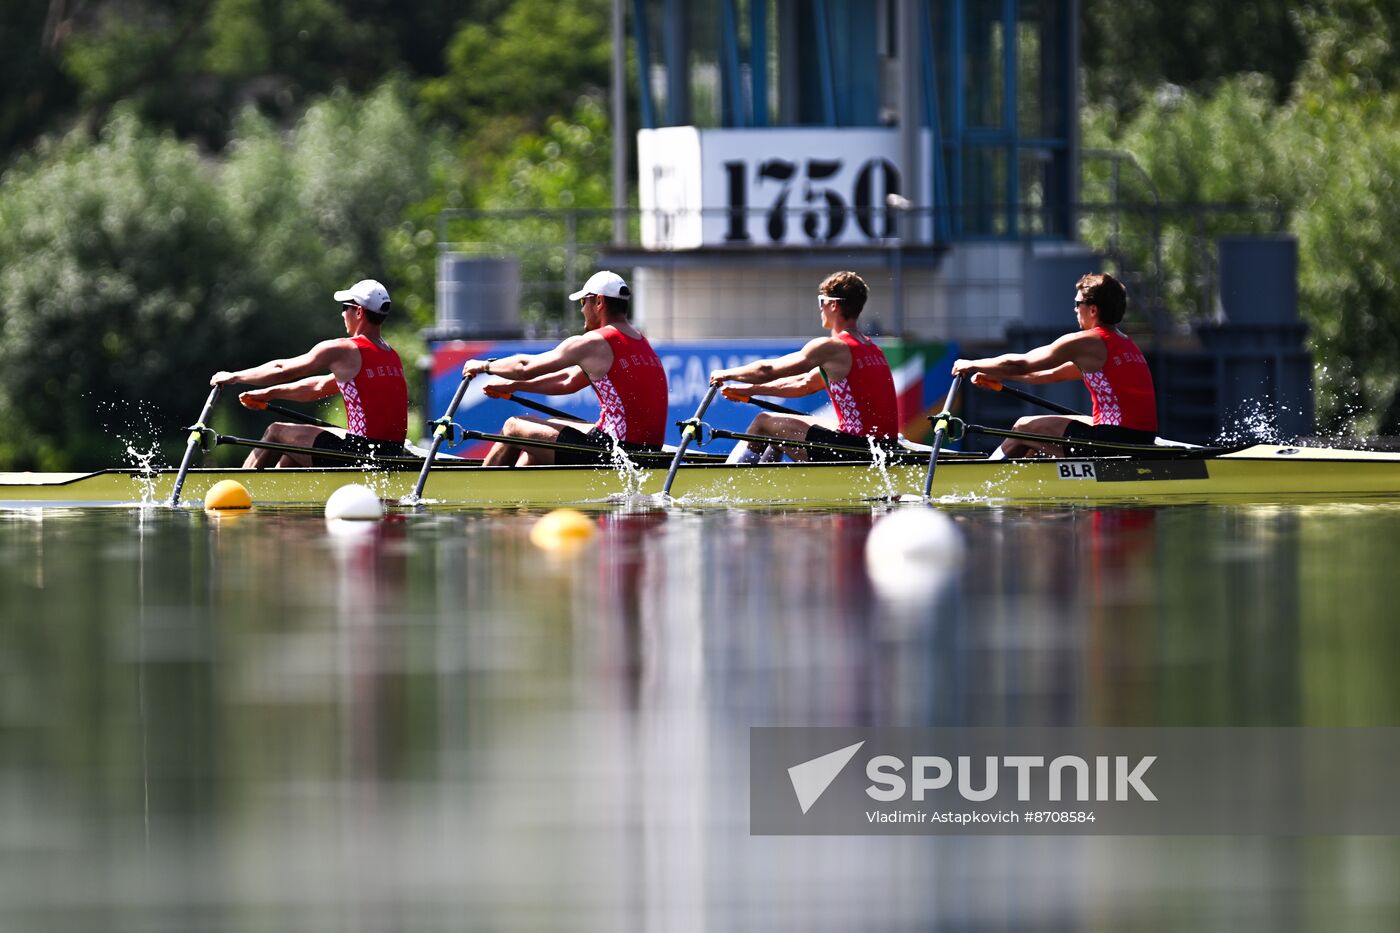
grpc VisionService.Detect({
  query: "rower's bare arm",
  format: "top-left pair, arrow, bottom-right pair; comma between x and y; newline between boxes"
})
1018,361 -> 1082,384
484,369 -> 590,398
213,341 -> 356,387
711,337 -> 842,385
465,334 -> 610,382
738,369 -> 827,398
239,375 -> 339,408
952,333 -> 1102,381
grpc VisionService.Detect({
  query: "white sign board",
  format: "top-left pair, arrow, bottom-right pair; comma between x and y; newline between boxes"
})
638,127 -> 927,250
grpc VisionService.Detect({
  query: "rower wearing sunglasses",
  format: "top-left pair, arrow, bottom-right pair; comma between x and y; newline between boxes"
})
709,271 -> 899,463
209,278 -> 408,467
951,272 -> 1157,458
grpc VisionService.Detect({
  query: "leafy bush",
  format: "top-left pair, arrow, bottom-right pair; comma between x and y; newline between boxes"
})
0,111 -> 264,469
0,83 -> 446,469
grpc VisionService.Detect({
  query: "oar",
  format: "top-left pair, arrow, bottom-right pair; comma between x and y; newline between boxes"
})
725,391 -> 804,416
170,385 -> 222,506
408,373 -> 473,502
971,374 -> 1082,417
662,384 -> 720,497
970,374 -> 1191,448
501,392 -> 589,423
265,402 -> 340,430
922,375 -> 963,500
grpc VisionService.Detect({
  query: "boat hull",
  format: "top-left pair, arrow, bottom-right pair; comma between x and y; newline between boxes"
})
5,445 -> 1400,507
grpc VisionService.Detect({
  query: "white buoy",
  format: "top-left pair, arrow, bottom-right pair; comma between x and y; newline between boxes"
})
865,507 -> 963,603
324,483 -> 384,521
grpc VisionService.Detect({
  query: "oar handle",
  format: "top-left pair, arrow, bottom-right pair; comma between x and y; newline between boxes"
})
505,393 -> 588,423
409,374 -> 473,502
731,393 -> 803,416
662,384 -> 720,497
922,375 -> 963,499
169,385 -> 222,506
971,373 -> 1083,417
265,402 -> 340,430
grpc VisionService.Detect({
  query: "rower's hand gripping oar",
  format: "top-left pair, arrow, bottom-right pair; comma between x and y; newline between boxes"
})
922,375 -> 964,500
170,385 -> 222,506
662,384 -> 720,498
408,373 -> 473,503
971,373 -> 1083,417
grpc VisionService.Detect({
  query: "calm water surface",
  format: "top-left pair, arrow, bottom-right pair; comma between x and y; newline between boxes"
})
3,501 -> 1400,931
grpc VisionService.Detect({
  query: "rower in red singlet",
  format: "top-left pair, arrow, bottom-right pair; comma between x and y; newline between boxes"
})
951,272 -> 1158,458
709,271 -> 900,463
210,278 -> 409,468
460,270 -> 668,466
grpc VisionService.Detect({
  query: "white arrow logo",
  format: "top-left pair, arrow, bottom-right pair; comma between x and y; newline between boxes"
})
788,741 -> 865,814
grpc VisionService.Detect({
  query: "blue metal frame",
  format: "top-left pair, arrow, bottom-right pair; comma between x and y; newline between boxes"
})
948,0 -> 965,236
664,0 -> 687,124
1003,0 -> 1018,236
750,0 -> 768,126
625,0 -> 1074,239
720,0 -> 746,125
632,0 -> 657,129
812,0 -> 838,125
921,1 -> 952,243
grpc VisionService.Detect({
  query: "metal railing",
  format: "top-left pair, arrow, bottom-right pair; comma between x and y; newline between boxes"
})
435,192 -> 1289,339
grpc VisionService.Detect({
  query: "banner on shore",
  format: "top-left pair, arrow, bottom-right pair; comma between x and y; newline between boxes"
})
426,339 -> 958,457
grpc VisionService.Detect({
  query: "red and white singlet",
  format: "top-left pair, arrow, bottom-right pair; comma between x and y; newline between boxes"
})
592,326 -> 668,445
336,336 -> 408,443
825,332 -> 899,437
1082,326 -> 1157,433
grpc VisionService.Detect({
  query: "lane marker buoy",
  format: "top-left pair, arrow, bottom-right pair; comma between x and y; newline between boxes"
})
530,509 -> 596,552
204,480 -> 252,511
325,484 -> 384,521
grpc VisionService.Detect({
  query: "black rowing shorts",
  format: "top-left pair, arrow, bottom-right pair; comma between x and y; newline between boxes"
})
311,431 -> 406,467
553,425 -> 661,466
803,424 -> 896,463
1061,422 -> 1157,457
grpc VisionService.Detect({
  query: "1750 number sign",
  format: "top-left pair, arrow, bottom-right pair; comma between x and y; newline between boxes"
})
722,157 -> 902,245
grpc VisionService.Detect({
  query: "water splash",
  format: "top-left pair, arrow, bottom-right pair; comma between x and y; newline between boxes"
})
95,397 -> 171,505
864,438 -> 899,500
606,435 -> 651,497
1213,400 -> 1294,446
123,442 -> 164,505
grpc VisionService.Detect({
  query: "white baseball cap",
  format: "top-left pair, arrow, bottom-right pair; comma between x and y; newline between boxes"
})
568,270 -> 630,302
333,279 -> 391,313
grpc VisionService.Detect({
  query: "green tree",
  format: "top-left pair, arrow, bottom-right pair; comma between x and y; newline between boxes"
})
0,81 -> 446,470
421,0 -> 612,151
2,0 -> 478,158
1081,7 -> 1400,433
1082,0 -> 1304,114
0,111 -> 272,469
425,96 -> 615,330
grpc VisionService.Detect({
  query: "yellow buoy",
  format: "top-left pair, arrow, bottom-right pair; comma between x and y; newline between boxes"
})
529,508 -> 596,552
203,479 -> 252,511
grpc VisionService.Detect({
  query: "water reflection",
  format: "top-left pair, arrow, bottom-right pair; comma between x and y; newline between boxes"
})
1,503 -> 1399,930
